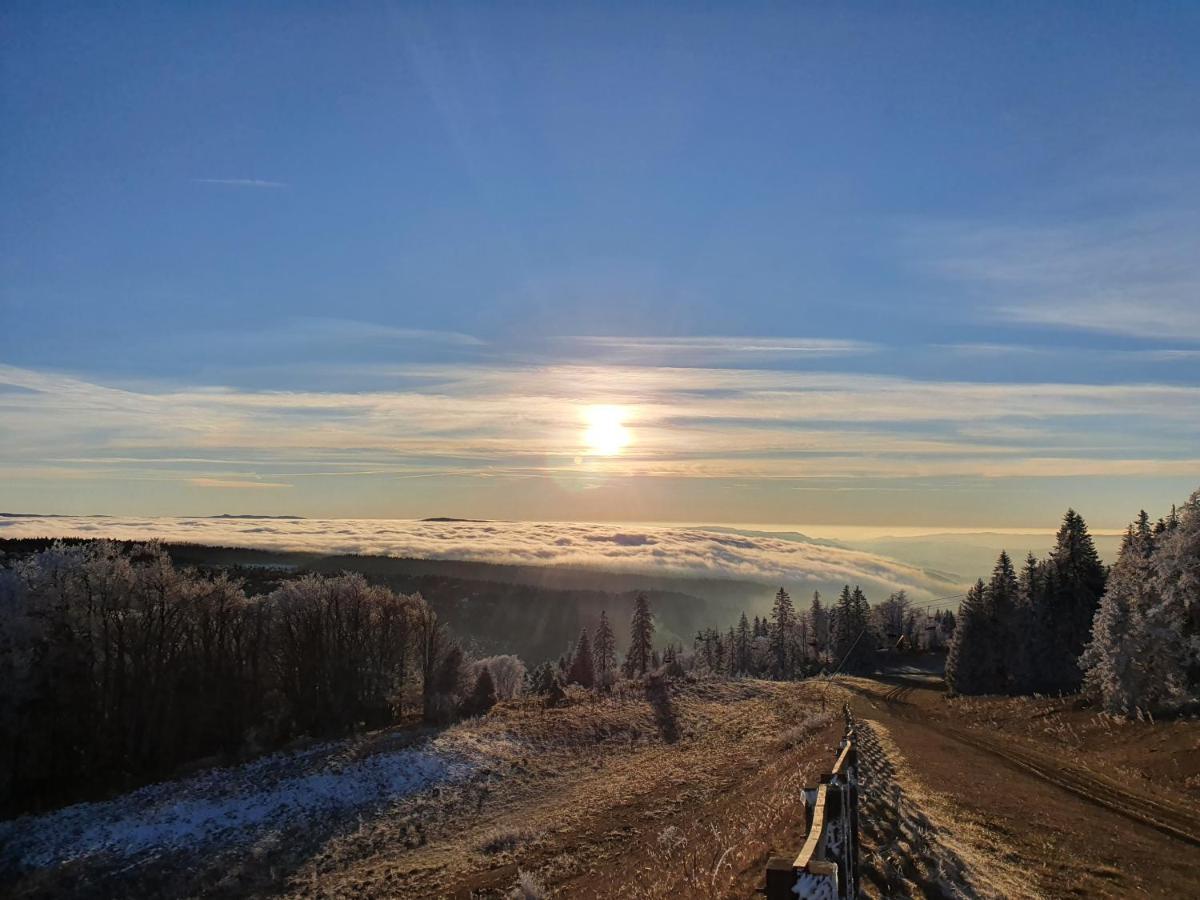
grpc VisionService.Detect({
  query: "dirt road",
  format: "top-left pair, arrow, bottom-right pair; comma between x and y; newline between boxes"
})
825,676 -> 1200,899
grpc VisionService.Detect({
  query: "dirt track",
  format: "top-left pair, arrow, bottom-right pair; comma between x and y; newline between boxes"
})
827,676 -> 1200,899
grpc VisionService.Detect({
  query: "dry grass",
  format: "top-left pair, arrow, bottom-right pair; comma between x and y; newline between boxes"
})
281,676 -> 844,899
509,869 -> 550,899
475,825 -> 541,855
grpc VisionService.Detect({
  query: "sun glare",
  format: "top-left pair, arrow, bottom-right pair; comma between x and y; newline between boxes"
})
583,405 -> 630,456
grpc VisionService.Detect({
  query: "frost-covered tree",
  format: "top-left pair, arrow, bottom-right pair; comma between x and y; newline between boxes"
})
474,655 -> 526,701
1082,494 -> 1200,716
592,611 -> 616,684
1149,489 -> 1200,700
1081,517 -> 1156,715
875,591 -> 911,647
622,592 -> 655,678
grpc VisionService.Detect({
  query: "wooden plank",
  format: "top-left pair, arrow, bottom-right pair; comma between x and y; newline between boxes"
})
794,783 -> 830,869
831,739 -> 855,777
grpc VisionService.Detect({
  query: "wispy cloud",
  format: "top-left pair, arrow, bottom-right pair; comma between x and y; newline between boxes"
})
564,336 -> 877,366
193,178 -> 288,189
188,478 -> 292,490
913,210 -> 1200,341
1,361 -> 1197,487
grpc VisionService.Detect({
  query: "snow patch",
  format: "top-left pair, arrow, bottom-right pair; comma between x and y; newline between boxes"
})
1,734 -> 488,870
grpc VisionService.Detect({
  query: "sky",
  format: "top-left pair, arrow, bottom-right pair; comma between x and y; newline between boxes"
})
2,2 -> 1199,532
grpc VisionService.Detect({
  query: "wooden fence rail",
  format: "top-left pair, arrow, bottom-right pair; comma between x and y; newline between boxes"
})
764,705 -> 859,900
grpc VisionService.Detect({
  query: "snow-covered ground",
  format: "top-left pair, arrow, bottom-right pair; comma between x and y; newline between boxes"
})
0,728 -> 510,873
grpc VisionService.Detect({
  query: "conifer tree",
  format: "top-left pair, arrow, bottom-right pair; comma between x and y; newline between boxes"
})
833,585 -> 855,667
769,587 -> 796,679
988,551 -> 1024,693
567,628 -> 595,688
622,592 -> 654,678
466,666 -> 497,716
1082,518 -> 1153,714
592,611 -> 616,686
946,580 -> 990,695
1146,492 -> 1200,702
810,591 -> 828,662
1043,509 -> 1108,691
734,612 -> 752,674
831,585 -> 873,673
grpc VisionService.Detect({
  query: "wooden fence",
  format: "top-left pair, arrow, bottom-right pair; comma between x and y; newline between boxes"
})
764,705 -> 859,900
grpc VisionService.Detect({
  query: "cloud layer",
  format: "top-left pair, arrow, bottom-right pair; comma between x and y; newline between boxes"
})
0,515 -> 959,600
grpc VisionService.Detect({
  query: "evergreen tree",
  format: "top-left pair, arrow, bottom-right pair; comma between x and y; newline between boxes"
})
529,661 -> 564,706
988,551 -> 1025,693
734,612 -> 752,674
942,608 -> 956,635
946,580 -> 991,695
622,592 -> 654,677
833,585 -> 855,667
769,587 -> 796,679
849,587 -> 874,672
567,628 -> 595,688
810,591 -> 829,663
593,611 -> 616,685
831,585 -> 873,673
1081,518 -> 1154,714
465,666 -> 497,716
1043,509 -> 1108,691
1146,492 -> 1200,702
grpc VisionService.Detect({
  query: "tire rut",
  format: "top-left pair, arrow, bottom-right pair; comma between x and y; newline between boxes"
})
857,678 -> 1200,849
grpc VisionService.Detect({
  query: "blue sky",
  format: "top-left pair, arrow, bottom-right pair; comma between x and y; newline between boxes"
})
2,2 -> 1199,530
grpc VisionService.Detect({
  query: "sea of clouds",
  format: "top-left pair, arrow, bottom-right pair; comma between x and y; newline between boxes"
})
0,515 -> 960,600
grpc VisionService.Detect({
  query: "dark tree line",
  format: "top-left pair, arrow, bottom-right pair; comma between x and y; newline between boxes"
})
687,584 -> 897,680
945,508 -> 1104,696
0,541 -> 463,814
947,509 -> 1108,696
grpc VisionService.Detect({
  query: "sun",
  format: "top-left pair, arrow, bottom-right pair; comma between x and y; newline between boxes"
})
583,405 -> 630,456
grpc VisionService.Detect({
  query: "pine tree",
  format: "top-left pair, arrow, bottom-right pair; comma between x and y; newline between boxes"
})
988,551 -> 1025,693
1043,509 -> 1108,691
810,591 -> 828,663
734,612 -> 752,674
769,587 -> 796,679
622,592 -> 654,678
833,585 -> 855,668
593,611 -> 616,686
831,585 -> 872,673
1146,492 -> 1200,704
946,580 -> 991,695
567,628 -> 595,688
1081,519 -> 1153,715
